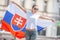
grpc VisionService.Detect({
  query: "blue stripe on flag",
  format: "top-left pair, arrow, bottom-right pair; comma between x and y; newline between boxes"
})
12,24 -> 26,32
22,25 -> 26,32
3,11 -> 13,24
37,26 -> 44,32
12,24 -> 20,31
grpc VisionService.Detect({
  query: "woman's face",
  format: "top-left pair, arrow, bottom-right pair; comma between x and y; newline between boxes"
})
32,6 -> 38,13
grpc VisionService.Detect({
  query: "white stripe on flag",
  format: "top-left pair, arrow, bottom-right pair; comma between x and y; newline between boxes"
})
7,2 -> 27,19
37,19 -> 54,28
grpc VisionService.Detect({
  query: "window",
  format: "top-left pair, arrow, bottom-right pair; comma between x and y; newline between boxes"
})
59,8 -> 60,15
32,0 -> 36,5
0,0 -> 9,11
58,8 -> 60,21
4,38 -> 6,40
44,0 -> 48,12
38,29 -> 46,36
20,0 -> 25,7
5,0 -> 9,6
57,0 -> 60,2
57,26 -> 60,36
0,0 -> 9,6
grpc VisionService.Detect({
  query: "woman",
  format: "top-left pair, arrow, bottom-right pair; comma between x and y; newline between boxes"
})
25,5 -> 54,40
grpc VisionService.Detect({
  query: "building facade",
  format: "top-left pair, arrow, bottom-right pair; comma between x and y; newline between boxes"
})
0,0 -> 60,40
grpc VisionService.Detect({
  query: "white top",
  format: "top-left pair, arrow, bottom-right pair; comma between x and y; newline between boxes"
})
26,11 -> 40,30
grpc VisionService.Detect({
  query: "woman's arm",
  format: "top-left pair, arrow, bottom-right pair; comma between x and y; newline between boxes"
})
39,16 -> 55,22
11,1 -> 27,13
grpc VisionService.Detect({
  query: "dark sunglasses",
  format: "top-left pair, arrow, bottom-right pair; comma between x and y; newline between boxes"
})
34,8 -> 38,10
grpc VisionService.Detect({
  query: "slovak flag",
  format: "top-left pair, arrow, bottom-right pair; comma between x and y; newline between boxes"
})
2,2 -> 27,38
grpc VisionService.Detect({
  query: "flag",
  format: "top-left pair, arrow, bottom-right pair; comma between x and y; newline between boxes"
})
2,2 -> 27,38
37,19 -> 54,31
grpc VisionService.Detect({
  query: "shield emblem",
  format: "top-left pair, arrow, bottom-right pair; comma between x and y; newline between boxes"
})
11,13 -> 26,31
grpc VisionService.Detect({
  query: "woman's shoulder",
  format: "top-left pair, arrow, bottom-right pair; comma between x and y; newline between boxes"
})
27,10 -> 32,13
26,10 -> 32,15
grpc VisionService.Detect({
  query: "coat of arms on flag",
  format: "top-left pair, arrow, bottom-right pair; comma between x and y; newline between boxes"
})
2,1 -> 27,38
11,13 -> 26,31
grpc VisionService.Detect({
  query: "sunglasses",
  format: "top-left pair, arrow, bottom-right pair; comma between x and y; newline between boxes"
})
34,8 -> 38,10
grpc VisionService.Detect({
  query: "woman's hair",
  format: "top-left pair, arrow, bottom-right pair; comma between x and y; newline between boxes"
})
32,5 -> 37,8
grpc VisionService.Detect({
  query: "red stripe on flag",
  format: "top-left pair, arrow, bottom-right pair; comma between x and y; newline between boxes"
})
2,20 -> 10,31
2,20 -> 25,38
